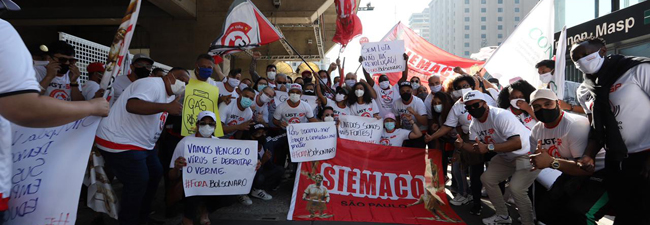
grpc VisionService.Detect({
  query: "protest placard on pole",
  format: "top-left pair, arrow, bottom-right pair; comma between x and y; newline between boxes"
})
274,91 -> 289,107
6,117 -> 101,225
337,115 -> 383,144
360,40 -> 406,74
181,79 -> 224,137
287,122 -> 337,162
182,137 -> 257,197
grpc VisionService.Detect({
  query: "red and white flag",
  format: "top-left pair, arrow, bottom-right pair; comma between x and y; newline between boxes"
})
333,0 -> 362,48
208,0 -> 283,56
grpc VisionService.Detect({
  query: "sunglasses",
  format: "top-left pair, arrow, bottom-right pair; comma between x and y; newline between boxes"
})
276,81 -> 287,84
454,84 -> 471,90
465,102 -> 483,111
198,121 -> 216,127
53,56 -> 77,64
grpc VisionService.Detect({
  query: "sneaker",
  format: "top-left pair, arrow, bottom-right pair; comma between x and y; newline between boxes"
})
449,195 -> 470,206
238,195 -> 252,205
482,214 -> 512,225
466,194 -> 474,202
470,204 -> 482,216
250,188 -> 273,200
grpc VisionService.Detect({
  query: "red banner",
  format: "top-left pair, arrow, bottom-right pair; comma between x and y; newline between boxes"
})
288,139 -> 464,224
378,22 -> 484,87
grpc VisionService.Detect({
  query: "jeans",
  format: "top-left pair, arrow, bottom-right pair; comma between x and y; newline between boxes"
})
452,161 -> 468,196
101,149 -> 163,225
606,151 -> 650,225
481,155 -> 540,225
469,163 -> 483,206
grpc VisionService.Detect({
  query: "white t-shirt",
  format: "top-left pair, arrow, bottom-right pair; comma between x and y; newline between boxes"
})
373,84 -> 400,117
0,19 -> 41,200
219,101 -> 253,138
444,94 -> 497,134
251,94 -> 270,124
531,112 -> 606,171
349,99 -> 380,118
469,107 -> 531,161
82,80 -> 101,100
34,69 -> 81,101
393,97 -> 428,131
273,100 -> 315,127
213,81 -> 239,99
326,98 -> 351,121
424,93 -> 435,119
169,136 -> 217,168
577,83 -> 594,114
112,75 -> 133,103
509,107 -> 537,130
605,63 -> 650,153
96,77 -> 175,152
379,128 -> 411,147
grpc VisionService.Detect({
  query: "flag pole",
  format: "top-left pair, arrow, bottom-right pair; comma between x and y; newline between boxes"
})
282,38 -> 334,94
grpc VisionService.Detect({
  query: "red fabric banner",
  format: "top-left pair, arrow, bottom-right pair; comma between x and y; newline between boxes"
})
288,139 -> 465,224
333,0 -> 362,48
378,22 -> 485,87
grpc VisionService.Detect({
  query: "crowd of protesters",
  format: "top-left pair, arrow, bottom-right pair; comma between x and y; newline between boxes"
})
1,4 -> 650,224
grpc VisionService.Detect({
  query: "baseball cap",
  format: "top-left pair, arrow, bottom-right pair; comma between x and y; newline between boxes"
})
384,113 -> 396,121
398,81 -> 412,88
197,111 -> 216,122
0,0 -> 20,11
530,89 -> 558,103
289,83 -> 302,92
251,123 -> 266,131
87,62 -> 105,73
132,53 -> 154,65
463,90 -> 485,102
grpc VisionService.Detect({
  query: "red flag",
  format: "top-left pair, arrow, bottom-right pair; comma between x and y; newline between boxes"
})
333,0 -> 362,48
378,22 -> 484,86
208,0 -> 283,56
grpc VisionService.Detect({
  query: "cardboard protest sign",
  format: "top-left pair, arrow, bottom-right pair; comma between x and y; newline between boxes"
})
288,139 -> 464,224
182,79 -> 224,137
6,117 -> 101,225
300,95 -> 319,112
337,115 -> 383,144
287,122 -> 337,162
274,91 -> 289,107
182,137 -> 257,196
361,40 -> 406,74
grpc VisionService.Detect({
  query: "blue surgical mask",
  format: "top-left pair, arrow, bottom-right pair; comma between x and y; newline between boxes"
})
240,97 -> 253,108
257,84 -> 267,92
384,122 -> 395,130
197,67 -> 213,79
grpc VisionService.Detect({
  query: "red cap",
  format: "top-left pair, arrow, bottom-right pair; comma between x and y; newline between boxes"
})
87,62 -> 105,73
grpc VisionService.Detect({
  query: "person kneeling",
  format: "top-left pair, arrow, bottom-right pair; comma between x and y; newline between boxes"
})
380,113 -> 422,147
529,89 -> 609,225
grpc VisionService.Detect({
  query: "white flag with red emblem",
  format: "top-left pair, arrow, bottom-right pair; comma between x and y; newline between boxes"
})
208,0 -> 283,56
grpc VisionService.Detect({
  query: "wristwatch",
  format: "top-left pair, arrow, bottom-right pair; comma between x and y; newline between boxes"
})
551,158 -> 561,169
487,144 -> 495,151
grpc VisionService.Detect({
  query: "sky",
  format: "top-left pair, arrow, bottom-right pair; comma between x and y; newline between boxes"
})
323,0 -> 640,79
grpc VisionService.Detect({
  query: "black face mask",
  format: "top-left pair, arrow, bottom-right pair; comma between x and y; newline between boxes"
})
58,64 -> 70,74
134,67 -> 151,79
535,106 -> 561,124
303,77 -> 313,84
467,105 -> 486,119
401,92 -> 412,101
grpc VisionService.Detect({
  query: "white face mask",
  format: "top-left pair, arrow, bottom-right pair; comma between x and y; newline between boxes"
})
324,116 -> 334,122
510,98 -> 525,109
170,79 -> 186,96
355,89 -> 365,97
575,51 -> 605,74
430,84 -> 442,93
198,125 -> 215,138
239,83 -> 249,90
321,78 -> 329,84
379,81 -> 390,89
267,71 -> 276,80
335,93 -> 346,102
227,77 -> 241,87
411,82 -> 420,90
34,60 -> 49,66
452,88 -> 472,99
289,93 -> 301,103
433,104 -> 443,113
345,80 -> 356,88
539,72 -> 553,83
259,93 -> 272,103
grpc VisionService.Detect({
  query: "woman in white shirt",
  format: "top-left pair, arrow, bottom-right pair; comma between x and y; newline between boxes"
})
380,113 -> 422,147
347,82 -> 380,119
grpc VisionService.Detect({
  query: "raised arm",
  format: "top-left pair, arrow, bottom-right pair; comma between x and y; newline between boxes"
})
399,53 -> 409,83
315,78 -> 327,105
359,56 -> 374,87
215,64 -> 225,82
249,53 -> 261,81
